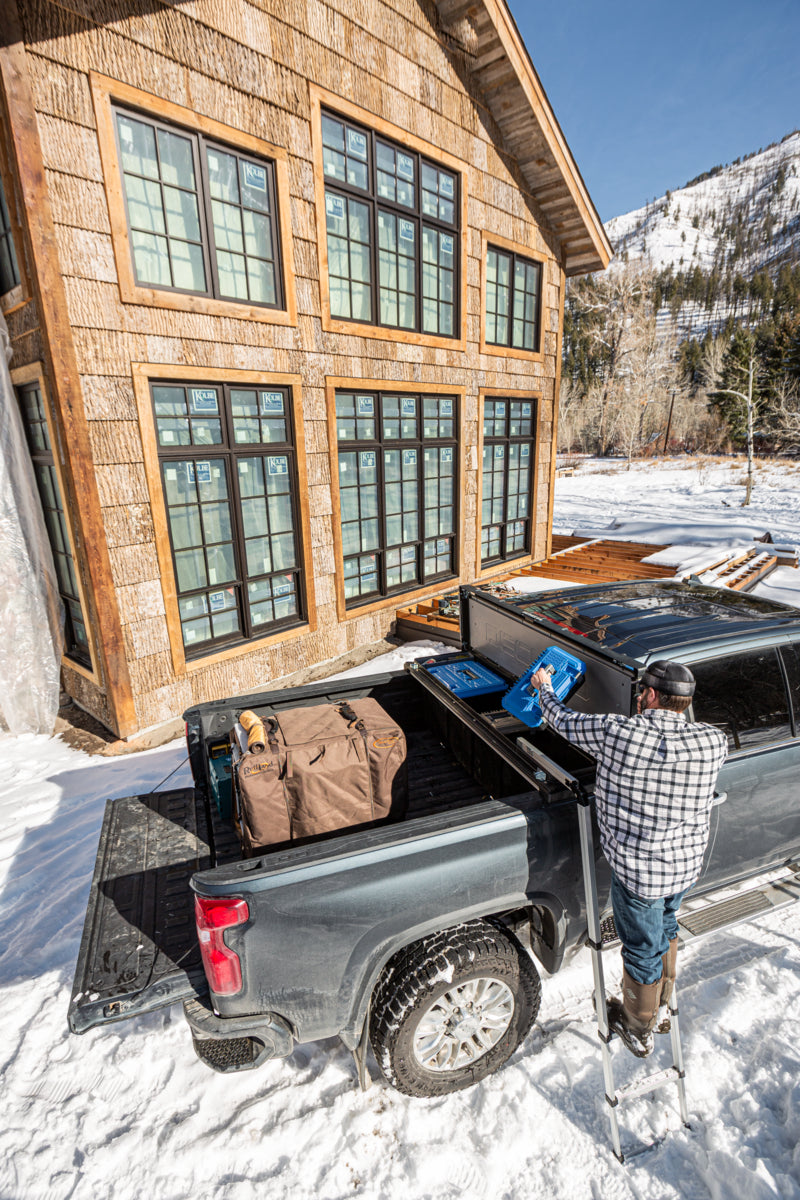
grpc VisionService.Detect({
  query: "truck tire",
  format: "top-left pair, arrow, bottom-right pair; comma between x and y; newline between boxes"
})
369,919 -> 541,1097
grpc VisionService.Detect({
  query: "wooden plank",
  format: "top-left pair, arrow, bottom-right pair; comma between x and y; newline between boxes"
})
0,8 -> 138,736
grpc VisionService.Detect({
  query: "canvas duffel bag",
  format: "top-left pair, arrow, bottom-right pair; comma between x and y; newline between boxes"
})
234,699 -> 407,854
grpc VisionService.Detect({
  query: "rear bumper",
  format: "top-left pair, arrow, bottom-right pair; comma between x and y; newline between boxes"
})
183,995 -> 294,1073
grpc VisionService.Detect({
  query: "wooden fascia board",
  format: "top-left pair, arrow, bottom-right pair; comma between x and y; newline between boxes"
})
0,5 -> 138,737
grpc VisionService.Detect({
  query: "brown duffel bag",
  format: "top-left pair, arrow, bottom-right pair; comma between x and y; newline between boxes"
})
234,699 -> 408,855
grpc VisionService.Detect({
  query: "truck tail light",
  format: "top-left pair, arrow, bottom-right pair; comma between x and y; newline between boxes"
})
194,896 -> 249,996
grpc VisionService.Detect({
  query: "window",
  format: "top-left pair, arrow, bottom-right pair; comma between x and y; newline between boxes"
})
335,391 -> 458,604
481,397 -> 535,564
115,108 -> 283,308
152,381 -> 305,654
322,110 -> 459,337
0,167 -> 20,295
485,246 -> 541,352
691,649 -> 792,751
15,382 -> 91,668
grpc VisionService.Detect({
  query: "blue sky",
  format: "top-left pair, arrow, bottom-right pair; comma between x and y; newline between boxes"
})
508,0 -> 800,222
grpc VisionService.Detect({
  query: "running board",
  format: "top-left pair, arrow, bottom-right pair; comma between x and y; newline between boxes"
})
677,869 -> 800,940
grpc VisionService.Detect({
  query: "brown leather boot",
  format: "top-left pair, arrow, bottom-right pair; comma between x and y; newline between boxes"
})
607,968 -> 663,1058
656,938 -> 678,1034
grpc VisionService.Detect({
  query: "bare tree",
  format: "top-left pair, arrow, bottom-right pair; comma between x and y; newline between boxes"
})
704,336 -> 762,505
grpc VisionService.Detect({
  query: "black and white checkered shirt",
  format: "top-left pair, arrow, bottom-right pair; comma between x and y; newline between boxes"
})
539,685 -> 728,899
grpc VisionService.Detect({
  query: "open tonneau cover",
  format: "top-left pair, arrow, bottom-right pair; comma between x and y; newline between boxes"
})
68,788 -> 210,1034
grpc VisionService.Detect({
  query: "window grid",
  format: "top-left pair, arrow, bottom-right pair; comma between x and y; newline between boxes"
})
486,246 -> 542,352
15,383 -> 91,668
114,107 -> 283,310
336,391 -> 458,606
0,169 -> 21,295
322,109 -> 459,338
481,397 -> 535,566
153,382 -> 304,656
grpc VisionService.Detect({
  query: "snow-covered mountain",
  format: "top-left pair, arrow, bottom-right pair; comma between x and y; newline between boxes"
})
604,132 -> 800,340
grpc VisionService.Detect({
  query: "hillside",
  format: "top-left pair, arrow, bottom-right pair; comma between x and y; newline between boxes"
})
605,132 -> 800,340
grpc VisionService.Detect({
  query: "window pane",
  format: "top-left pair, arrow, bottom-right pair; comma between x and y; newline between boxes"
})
157,129 -> 196,187
691,650 -> 791,751
163,185 -> 202,241
240,159 -> 271,213
216,249 -> 249,299
117,114 -> 159,179
207,147 -> 240,203
125,175 -> 165,234
131,230 -> 172,287
171,239 -> 207,292
211,199 -> 244,253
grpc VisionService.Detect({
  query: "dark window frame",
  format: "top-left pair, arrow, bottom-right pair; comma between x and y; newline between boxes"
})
113,105 -> 285,311
481,395 -> 536,566
322,108 -> 461,339
15,381 -> 92,669
151,381 -> 306,658
335,390 -> 460,608
485,244 -> 543,353
0,166 -> 21,296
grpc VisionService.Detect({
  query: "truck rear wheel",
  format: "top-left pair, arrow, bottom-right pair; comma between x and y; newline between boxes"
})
369,919 -> 541,1097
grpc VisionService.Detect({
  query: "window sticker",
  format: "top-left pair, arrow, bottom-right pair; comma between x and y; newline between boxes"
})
521,445 -> 530,458
437,539 -> 449,554
439,174 -> 454,198
360,450 -> 376,470
347,129 -> 367,158
165,468 -> 177,481
399,219 -> 415,242
161,430 -> 175,443
401,397 -> 416,416
274,578 -> 292,596
189,462 -> 212,484
403,449 -> 417,467
441,447 -> 453,463
267,455 -> 288,476
209,590 -> 226,612
440,399 -> 453,416
260,391 -> 284,413
522,403 -> 532,416
357,396 -> 375,415
190,388 -> 218,413
440,234 -> 454,256
494,446 -> 505,460
243,162 -> 267,192
401,546 -> 416,563
397,153 -> 414,180
325,193 -> 345,220
496,402 -> 506,416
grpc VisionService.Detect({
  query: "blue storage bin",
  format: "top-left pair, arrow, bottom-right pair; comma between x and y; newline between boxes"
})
428,658 -> 508,698
502,645 -> 586,728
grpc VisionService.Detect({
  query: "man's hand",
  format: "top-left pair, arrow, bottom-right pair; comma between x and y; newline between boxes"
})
530,667 -> 554,694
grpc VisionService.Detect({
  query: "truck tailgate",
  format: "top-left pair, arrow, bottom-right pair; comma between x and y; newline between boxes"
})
68,788 -> 210,1033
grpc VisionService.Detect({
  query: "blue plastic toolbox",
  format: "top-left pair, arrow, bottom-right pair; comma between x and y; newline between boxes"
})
427,658 -> 508,698
501,645 -> 586,728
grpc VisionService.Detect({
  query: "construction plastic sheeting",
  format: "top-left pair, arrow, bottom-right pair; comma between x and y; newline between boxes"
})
0,313 -> 64,734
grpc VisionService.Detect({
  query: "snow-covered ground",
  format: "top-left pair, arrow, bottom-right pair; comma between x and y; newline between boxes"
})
2,458 -> 800,1200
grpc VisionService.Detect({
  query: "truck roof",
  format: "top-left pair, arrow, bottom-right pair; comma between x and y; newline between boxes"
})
508,580 -> 800,662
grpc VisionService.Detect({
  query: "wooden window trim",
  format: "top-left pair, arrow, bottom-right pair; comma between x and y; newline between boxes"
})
310,84 -> 468,352
474,387 -> 540,579
0,124 -> 28,314
9,361 -> 100,681
479,232 -> 545,362
326,377 -> 467,622
90,73 -> 297,328
133,363 -> 316,677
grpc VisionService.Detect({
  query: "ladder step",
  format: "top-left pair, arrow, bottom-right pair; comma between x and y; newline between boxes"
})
611,1066 -> 684,1105
678,871 -> 800,939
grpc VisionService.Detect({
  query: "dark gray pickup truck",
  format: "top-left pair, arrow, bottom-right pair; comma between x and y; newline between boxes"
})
69,581 -> 800,1097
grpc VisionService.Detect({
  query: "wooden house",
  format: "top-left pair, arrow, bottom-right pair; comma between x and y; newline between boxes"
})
0,0 -> 611,738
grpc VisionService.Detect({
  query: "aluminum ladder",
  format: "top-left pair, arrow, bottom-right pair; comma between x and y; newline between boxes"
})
576,790 -> 690,1162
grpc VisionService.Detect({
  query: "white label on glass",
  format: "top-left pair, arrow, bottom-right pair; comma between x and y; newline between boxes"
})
165,468 -> 177,481
209,590 -> 226,612
403,449 -> 417,467
274,579 -> 292,596
208,567 -> 217,584
325,193 -> 345,219
521,444 -> 530,458
495,445 -> 505,460
162,430 -> 175,443
360,451 -> 376,470
401,546 -> 415,563
497,402 -> 506,416
268,455 -> 288,476
439,174 -> 454,198
397,152 -> 414,180
348,129 -> 367,157
441,447 -> 453,463
401,397 -> 416,416
261,391 -> 284,413
440,399 -> 453,416
243,162 -> 267,192
185,628 -> 196,642
522,403 -> 532,416
440,234 -> 454,255
437,539 -> 448,554
190,388 -> 217,413
399,218 -> 415,242
357,396 -> 374,415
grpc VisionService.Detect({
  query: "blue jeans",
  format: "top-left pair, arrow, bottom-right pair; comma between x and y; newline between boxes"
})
610,873 -> 688,985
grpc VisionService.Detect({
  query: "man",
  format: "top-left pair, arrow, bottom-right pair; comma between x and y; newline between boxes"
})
530,659 -> 728,1057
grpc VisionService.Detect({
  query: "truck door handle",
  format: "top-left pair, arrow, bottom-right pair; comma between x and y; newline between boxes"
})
712,791 -> 727,806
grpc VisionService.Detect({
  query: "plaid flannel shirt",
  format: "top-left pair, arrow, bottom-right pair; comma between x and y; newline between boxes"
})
539,684 -> 728,899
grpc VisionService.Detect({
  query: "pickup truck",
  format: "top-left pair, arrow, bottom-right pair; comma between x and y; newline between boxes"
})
68,580 -> 800,1098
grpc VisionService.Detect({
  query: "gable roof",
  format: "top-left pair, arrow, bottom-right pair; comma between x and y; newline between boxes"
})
434,0 -> 613,276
